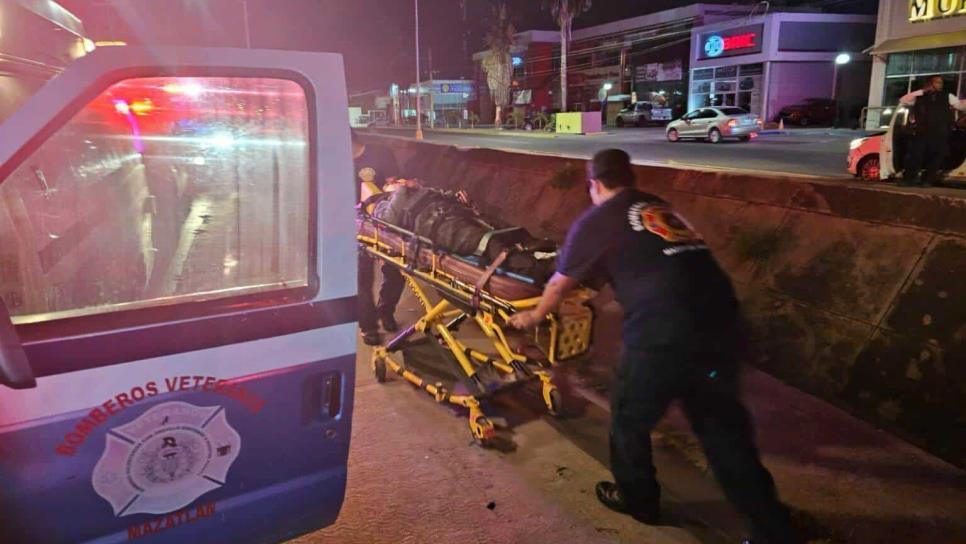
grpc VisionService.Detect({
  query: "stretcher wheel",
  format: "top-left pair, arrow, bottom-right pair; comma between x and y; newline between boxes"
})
373,357 -> 388,383
470,416 -> 496,447
546,387 -> 564,418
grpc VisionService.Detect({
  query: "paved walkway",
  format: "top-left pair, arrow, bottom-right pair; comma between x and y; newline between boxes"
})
293,340 -> 718,544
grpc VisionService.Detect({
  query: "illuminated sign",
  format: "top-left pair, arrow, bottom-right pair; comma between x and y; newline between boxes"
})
704,32 -> 758,57
512,56 -> 523,67
909,0 -> 966,22
699,24 -> 764,60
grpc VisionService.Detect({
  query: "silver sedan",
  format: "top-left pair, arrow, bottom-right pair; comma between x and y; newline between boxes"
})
665,107 -> 762,143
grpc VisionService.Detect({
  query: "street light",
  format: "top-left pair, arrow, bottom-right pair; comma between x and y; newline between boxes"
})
831,53 -> 852,127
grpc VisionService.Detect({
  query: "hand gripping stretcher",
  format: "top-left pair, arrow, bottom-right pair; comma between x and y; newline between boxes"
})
357,203 -> 595,446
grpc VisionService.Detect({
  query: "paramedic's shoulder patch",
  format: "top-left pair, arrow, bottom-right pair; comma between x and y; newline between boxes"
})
627,201 -> 702,244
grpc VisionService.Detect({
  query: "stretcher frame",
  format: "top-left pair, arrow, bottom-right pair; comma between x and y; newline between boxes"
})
358,211 -> 594,446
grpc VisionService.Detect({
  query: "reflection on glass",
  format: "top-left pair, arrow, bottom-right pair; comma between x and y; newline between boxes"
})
0,77 -> 311,324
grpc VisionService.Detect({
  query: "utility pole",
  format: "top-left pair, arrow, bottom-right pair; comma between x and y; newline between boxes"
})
414,0 -> 424,140
428,47 -> 435,128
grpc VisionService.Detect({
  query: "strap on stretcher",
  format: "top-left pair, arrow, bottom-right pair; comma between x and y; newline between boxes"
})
473,227 -> 524,258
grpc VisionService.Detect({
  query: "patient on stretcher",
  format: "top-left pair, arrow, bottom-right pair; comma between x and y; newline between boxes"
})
367,185 -> 558,285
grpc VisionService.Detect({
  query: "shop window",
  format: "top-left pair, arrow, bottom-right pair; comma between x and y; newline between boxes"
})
883,77 -> 909,106
692,81 -> 712,94
739,63 -> 764,76
693,68 -> 714,81
913,48 -> 960,75
715,66 -> 737,79
886,53 -> 914,76
738,92 -> 752,112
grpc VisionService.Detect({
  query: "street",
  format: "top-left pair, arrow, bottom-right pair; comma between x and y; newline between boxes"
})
371,127 -> 869,179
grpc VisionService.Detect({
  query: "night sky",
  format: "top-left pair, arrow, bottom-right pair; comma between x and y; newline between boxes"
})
63,0 -> 878,93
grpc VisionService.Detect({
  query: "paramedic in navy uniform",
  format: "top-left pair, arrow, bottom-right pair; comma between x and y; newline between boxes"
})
509,149 -> 799,544
353,129 -> 405,345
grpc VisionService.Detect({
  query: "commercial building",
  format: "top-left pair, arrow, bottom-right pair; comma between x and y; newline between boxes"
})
473,4 -> 748,122
688,12 -> 876,124
866,0 -> 966,126
399,79 -> 476,127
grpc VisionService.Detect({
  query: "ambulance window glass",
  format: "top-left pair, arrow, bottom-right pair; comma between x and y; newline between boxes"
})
0,77 -> 310,324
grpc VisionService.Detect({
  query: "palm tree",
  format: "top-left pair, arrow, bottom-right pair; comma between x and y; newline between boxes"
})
482,3 -> 515,126
542,0 -> 592,112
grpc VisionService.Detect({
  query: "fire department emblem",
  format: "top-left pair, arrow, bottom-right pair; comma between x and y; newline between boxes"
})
628,202 -> 701,243
92,402 -> 241,517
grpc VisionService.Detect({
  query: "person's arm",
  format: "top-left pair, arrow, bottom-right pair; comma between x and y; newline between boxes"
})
508,273 -> 579,329
949,93 -> 966,112
508,213 -> 608,330
899,89 -> 924,105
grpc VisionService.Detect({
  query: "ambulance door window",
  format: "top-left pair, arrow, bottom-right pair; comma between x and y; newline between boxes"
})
0,77 -> 311,327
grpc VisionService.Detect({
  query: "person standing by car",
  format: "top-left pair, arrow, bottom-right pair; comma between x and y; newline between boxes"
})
353,129 -> 406,345
900,75 -> 966,187
509,149 -> 799,544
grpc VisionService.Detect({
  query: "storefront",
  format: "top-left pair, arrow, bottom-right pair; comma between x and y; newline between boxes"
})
689,12 -> 876,123
866,0 -> 966,127
400,79 -> 476,127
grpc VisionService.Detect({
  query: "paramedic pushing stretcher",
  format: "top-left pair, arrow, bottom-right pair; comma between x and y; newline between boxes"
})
353,130 -> 405,345
509,150 -> 799,544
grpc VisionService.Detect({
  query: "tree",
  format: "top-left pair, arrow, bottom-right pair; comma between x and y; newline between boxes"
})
482,3 -> 515,126
542,0 -> 592,112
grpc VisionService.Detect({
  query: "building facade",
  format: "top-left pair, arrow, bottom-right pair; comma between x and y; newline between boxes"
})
688,12 -> 876,123
866,0 -> 966,124
473,4 -> 748,121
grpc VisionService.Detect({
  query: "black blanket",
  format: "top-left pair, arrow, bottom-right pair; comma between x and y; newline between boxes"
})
370,186 -> 557,284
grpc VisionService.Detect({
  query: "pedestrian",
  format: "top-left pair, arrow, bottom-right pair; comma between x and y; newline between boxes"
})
508,149 -> 799,544
899,75 -> 966,187
353,129 -> 406,345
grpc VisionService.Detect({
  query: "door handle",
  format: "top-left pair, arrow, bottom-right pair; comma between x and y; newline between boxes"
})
0,298 -> 35,389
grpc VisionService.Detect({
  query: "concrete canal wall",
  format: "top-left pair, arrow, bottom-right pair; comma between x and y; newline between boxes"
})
371,136 -> 966,468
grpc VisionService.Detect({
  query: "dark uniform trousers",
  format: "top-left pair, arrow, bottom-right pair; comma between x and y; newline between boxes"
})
610,338 -> 798,544
357,252 -> 405,334
904,133 -> 949,185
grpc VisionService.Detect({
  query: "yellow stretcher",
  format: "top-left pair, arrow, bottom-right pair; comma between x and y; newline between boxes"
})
357,204 -> 595,446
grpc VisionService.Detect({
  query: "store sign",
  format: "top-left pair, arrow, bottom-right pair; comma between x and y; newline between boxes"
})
699,24 -> 764,60
909,0 -> 966,22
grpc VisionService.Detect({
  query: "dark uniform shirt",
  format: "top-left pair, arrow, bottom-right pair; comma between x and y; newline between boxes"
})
354,143 -> 400,201
557,189 -> 738,348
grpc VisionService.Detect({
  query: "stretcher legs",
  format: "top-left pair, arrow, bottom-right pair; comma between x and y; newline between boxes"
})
368,272 -> 566,447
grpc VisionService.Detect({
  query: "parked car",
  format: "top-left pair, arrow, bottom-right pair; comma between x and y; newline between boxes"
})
847,132 -> 884,182
616,102 -> 672,127
665,107 -> 762,143
847,104 -> 966,184
778,98 -> 836,126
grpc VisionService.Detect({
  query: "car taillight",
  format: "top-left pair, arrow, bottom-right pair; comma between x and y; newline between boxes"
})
727,119 -> 737,128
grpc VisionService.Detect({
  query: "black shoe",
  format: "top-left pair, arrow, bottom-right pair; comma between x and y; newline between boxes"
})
381,314 -> 398,333
595,481 -> 659,524
362,330 -> 382,346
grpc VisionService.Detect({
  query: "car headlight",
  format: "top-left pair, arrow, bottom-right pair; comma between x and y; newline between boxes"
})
849,138 -> 866,150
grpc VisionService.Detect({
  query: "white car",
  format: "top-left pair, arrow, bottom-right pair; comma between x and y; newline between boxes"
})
665,107 -> 762,143
616,102 -> 672,127
847,105 -> 966,184
847,132 -> 884,182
